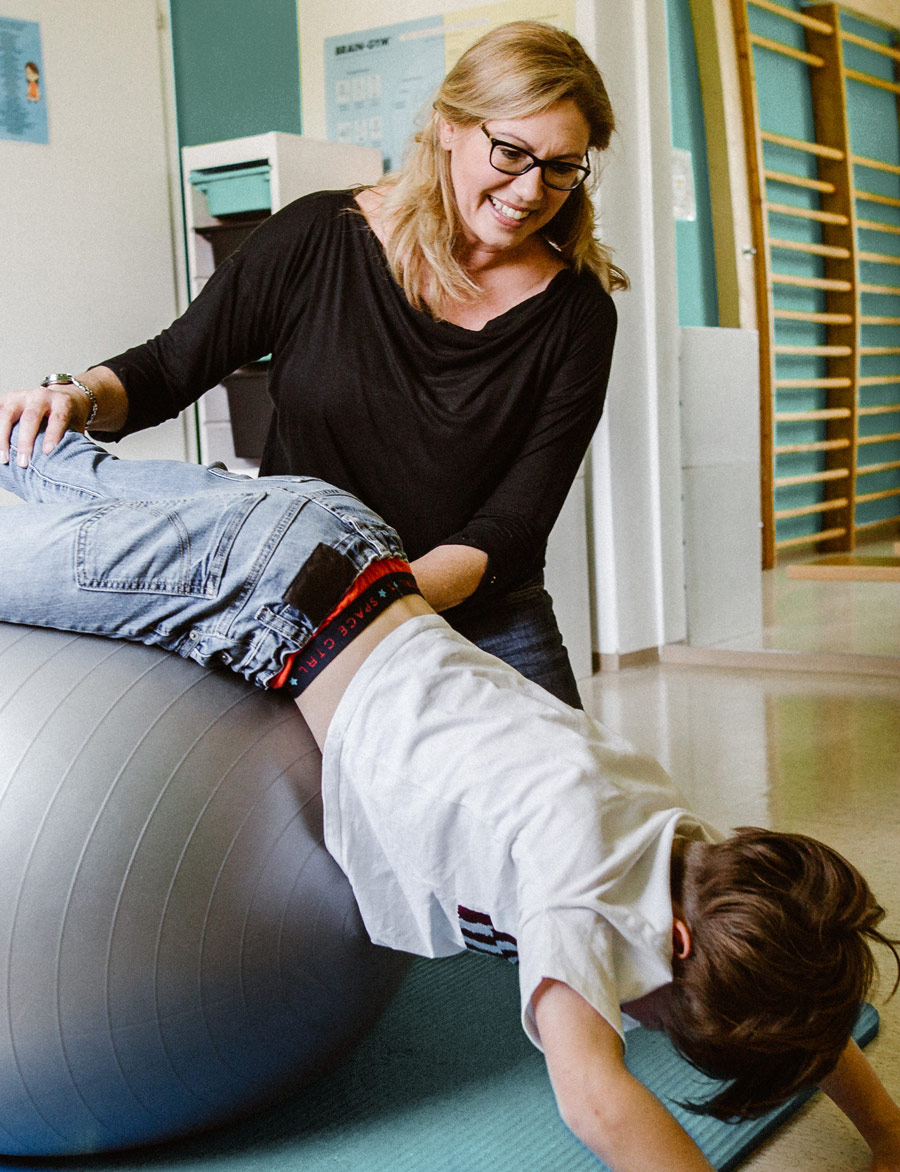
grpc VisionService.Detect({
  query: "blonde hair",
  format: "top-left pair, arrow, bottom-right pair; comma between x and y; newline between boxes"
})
373,21 -> 627,314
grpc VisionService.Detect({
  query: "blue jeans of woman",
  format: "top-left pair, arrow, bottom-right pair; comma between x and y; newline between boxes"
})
0,428 -> 404,690
448,584 -> 583,709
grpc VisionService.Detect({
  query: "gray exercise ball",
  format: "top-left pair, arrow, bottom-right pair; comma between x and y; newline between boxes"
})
0,622 -> 409,1156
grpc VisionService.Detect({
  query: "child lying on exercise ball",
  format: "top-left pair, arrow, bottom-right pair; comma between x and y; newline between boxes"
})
1,424 -> 899,1172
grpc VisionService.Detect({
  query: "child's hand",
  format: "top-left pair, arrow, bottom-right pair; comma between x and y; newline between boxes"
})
869,1122 -> 900,1171
820,1041 -> 900,1172
534,979 -> 715,1172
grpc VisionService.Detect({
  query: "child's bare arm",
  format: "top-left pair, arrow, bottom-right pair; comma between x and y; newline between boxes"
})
533,979 -> 715,1171
819,1039 -> 900,1171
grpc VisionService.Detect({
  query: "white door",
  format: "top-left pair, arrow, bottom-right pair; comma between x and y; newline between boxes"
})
0,0 -> 184,502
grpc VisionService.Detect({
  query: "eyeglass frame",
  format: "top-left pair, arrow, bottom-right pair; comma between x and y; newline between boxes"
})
479,124 -> 591,191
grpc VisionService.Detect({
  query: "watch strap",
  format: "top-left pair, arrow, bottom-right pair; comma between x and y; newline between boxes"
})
41,373 -> 99,428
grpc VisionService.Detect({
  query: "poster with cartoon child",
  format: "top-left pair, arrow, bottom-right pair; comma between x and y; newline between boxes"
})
0,17 -> 49,143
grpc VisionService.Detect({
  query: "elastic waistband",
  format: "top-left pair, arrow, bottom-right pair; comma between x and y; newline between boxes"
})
273,559 -> 419,696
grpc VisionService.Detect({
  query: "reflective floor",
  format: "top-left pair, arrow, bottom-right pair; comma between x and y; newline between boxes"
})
582,587 -> 900,1168
706,539 -> 900,662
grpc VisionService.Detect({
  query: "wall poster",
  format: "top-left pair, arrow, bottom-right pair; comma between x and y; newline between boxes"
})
324,0 -> 575,171
0,16 -> 48,144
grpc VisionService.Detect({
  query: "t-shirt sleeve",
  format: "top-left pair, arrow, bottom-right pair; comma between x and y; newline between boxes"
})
93,194 -> 331,441
438,285 -> 617,597
517,906 -> 625,1051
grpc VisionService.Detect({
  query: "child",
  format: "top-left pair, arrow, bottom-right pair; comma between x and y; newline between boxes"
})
1,425 -> 899,1172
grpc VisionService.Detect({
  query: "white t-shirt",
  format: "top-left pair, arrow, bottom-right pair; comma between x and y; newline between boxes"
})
321,615 -> 723,1047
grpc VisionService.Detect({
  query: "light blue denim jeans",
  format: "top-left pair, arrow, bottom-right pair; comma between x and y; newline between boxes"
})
0,427 -> 406,689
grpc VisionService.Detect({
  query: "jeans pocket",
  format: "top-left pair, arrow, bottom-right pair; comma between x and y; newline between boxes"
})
75,492 -> 265,597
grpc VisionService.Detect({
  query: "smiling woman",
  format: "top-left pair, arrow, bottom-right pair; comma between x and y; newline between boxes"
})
370,21 -> 626,318
0,21 -> 624,710
430,101 -> 591,303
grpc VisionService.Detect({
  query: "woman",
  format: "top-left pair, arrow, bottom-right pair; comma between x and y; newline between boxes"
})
0,21 -> 625,706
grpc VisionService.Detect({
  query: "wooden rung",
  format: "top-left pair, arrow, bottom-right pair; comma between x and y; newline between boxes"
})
841,29 -> 900,64
856,487 -> 900,504
774,498 -> 848,520
774,345 -> 853,356
774,439 -> 850,454
844,68 -> 900,97
858,375 -> 900,387
860,346 -> 900,355
786,554 -> 900,580
859,430 -> 900,445
857,218 -> 900,236
775,408 -> 851,421
858,251 -> 900,266
774,377 -> 852,388
765,169 -> 834,193
774,468 -> 849,487
767,201 -> 849,225
856,516 -> 900,534
760,130 -> 844,160
852,153 -> 900,177
776,527 -> 847,550
774,309 -> 854,324
750,33 -> 824,66
858,458 -> 900,474
750,0 -> 833,32
855,188 -> 900,210
859,403 -> 900,417
860,282 -> 900,296
860,315 -> 900,325
771,273 -> 852,291
770,237 -> 850,259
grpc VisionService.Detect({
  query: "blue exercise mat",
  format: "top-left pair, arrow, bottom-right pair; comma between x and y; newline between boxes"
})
7,953 -> 879,1172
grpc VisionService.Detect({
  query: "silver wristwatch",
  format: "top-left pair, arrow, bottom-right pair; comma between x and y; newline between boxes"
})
41,373 -> 99,428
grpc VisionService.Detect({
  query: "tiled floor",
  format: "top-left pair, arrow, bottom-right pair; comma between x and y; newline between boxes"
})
581,540 -> 900,1170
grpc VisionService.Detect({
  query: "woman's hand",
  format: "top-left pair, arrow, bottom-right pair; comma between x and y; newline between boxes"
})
0,384 -> 89,467
0,367 -> 127,467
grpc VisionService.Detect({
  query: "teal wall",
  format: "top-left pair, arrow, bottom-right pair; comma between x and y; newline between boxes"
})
169,0 -> 301,148
666,0 -> 720,327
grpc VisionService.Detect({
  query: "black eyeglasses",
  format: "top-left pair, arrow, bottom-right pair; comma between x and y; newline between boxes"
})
480,124 -> 590,191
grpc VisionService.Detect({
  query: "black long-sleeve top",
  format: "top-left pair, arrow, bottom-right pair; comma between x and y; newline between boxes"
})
101,190 -> 617,602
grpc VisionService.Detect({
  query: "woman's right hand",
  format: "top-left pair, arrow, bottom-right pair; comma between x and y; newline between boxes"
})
0,366 -> 128,467
0,383 -> 91,467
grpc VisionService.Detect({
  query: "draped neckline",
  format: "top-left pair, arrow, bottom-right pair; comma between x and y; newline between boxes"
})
345,190 -> 574,337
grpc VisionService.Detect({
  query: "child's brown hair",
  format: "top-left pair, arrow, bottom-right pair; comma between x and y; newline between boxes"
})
666,827 -> 899,1120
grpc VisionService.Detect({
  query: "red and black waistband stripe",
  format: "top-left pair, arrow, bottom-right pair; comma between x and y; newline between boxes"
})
274,560 -> 420,697
458,906 -> 518,964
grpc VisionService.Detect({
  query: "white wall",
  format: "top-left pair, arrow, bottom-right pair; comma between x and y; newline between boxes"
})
0,0 -> 185,487
680,327 -> 762,646
582,0 -> 687,657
